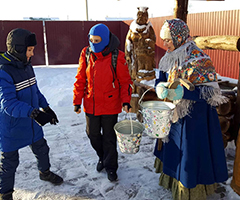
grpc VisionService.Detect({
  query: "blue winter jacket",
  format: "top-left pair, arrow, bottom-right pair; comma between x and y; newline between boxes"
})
0,53 -> 49,152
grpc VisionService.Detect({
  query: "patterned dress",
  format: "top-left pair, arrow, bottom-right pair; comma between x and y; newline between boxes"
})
154,19 -> 228,200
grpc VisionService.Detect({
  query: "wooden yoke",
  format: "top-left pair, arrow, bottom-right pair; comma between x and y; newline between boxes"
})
170,78 -> 195,91
134,78 -> 194,93
133,80 -> 155,92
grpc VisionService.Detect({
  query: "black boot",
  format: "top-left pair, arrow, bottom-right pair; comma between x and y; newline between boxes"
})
96,160 -> 104,172
39,170 -> 63,185
107,171 -> 118,182
0,191 -> 13,200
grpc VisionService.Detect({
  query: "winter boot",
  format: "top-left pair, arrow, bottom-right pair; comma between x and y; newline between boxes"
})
0,191 -> 13,200
107,171 -> 118,182
39,170 -> 63,185
96,160 -> 104,172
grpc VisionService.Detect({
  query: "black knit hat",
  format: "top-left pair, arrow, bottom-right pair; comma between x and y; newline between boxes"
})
6,28 -> 37,63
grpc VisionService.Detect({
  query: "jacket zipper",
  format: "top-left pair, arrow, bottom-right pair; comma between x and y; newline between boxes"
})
110,64 -> 115,88
92,54 -> 97,115
93,63 -> 95,115
128,84 -> 131,96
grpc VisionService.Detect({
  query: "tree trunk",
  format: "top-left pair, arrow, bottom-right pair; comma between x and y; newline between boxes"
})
193,35 -> 240,52
174,0 -> 189,23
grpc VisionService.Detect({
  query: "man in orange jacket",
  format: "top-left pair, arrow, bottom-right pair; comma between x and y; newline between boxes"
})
73,23 -> 132,182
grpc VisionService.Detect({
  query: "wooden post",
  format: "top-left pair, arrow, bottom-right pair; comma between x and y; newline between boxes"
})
231,128 -> 240,196
174,0 -> 189,23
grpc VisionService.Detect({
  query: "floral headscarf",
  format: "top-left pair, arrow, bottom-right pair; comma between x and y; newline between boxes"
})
166,18 -> 190,49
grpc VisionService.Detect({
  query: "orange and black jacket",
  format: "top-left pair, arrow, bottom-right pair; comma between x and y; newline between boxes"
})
73,33 -> 132,116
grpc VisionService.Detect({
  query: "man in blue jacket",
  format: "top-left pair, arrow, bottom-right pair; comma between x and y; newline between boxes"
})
0,28 -> 63,200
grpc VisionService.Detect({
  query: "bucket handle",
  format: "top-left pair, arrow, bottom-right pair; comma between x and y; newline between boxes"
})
129,113 -> 133,135
125,112 -> 134,135
138,87 -> 154,106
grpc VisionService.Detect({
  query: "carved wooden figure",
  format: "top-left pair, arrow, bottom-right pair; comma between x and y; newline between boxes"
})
125,7 -> 156,83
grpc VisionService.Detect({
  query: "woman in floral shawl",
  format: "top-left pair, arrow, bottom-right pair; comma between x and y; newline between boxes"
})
154,18 -> 228,200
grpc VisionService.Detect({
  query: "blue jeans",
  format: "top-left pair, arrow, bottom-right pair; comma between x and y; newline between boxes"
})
0,138 -> 51,194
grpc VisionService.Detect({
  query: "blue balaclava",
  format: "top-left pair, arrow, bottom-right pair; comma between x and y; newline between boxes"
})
88,23 -> 110,53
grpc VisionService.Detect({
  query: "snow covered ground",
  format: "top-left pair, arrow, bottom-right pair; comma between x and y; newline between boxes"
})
11,65 -> 240,200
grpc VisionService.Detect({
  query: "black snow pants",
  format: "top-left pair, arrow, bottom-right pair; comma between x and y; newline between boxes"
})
85,113 -> 118,172
0,138 -> 51,194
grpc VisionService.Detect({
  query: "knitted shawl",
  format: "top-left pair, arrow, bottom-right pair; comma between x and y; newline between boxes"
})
158,19 -> 228,121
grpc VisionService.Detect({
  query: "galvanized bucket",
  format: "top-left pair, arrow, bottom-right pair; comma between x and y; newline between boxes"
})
114,119 -> 145,154
140,100 -> 175,139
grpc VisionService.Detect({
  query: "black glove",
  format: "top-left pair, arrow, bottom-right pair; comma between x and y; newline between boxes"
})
44,106 -> 59,124
74,105 -> 81,112
123,103 -> 132,112
30,109 -> 54,126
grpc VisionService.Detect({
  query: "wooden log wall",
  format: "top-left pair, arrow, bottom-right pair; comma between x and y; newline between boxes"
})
217,89 -> 237,148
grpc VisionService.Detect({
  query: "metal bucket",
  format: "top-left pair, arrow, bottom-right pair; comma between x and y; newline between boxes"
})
114,120 -> 145,154
140,101 -> 175,139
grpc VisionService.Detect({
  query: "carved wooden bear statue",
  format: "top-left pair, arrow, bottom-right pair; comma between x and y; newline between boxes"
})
125,7 -> 156,82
